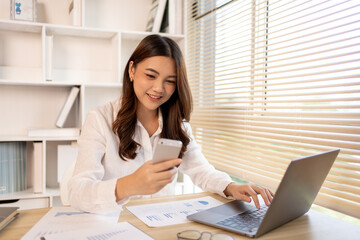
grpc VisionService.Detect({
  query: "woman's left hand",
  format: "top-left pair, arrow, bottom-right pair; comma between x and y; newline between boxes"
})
223,183 -> 274,209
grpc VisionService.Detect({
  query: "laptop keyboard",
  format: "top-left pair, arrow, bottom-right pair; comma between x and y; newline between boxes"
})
216,206 -> 269,233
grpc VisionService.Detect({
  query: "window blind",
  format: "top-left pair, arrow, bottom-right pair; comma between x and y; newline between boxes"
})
186,0 -> 360,218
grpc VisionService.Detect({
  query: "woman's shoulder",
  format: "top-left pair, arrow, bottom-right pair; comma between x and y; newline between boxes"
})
181,120 -> 192,132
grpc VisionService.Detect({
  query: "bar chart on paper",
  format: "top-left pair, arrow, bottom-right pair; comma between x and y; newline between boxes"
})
126,196 -> 224,227
21,207 -> 121,240
44,222 -> 154,240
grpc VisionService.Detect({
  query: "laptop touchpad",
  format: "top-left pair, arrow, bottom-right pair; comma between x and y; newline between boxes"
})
212,200 -> 256,215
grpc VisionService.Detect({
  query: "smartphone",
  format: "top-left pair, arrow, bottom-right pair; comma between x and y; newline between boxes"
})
152,138 -> 183,164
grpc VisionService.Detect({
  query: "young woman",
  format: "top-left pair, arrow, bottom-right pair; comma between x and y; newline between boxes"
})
68,34 -> 273,213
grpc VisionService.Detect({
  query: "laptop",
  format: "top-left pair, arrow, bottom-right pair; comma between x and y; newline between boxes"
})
187,149 -> 340,238
0,207 -> 19,232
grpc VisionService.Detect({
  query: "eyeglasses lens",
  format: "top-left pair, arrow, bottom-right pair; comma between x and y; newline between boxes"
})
177,230 -> 201,240
211,234 -> 234,240
177,230 -> 234,240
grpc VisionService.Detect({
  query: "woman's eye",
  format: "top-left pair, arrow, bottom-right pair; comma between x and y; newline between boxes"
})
167,80 -> 176,84
146,74 -> 155,79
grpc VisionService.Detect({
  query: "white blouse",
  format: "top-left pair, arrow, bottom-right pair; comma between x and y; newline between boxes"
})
68,99 -> 232,213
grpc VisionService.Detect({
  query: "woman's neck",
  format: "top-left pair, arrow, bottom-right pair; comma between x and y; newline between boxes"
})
137,108 -> 159,137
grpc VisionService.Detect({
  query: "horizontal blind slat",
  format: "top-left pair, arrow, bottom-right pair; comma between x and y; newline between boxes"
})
199,140 -> 360,180
193,126 -> 360,158
191,117 -> 360,134
192,113 -> 360,126
191,120 -> 360,143
195,130 -> 360,164
192,109 -> 360,118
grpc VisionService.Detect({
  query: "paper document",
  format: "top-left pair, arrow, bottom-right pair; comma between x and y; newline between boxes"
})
126,196 -> 224,227
45,221 -> 154,240
21,206 -> 121,240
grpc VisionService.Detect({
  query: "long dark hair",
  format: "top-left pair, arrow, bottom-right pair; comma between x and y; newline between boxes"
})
112,34 -> 192,160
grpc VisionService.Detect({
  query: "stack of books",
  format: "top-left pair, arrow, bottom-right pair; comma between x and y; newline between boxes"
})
0,142 -> 27,194
146,0 -> 183,34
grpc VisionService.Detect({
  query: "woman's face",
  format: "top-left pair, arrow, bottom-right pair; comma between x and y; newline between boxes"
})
129,56 -> 177,114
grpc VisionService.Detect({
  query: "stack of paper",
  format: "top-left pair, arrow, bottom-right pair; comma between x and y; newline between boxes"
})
45,222 -> 153,240
20,207 -> 153,240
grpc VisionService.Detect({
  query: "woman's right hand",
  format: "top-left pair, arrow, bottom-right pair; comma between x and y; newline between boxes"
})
115,158 -> 182,201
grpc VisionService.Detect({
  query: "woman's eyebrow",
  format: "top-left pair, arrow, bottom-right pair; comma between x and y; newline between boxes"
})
145,68 -> 159,74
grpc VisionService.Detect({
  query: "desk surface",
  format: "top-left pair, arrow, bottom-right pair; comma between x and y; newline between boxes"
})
1,192 -> 359,240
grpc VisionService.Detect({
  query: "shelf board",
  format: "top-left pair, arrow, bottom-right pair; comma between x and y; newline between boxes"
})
0,79 -> 122,87
121,30 -> 185,41
0,136 -> 78,142
0,188 -> 60,201
0,19 -> 118,38
0,79 -> 75,87
0,19 -> 42,33
83,82 -> 122,88
45,24 -> 118,38
0,20 -> 185,41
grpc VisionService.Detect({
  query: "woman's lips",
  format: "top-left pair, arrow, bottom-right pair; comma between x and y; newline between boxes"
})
147,93 -> 162,101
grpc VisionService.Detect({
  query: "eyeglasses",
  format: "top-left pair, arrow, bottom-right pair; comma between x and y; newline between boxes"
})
177,230 -> 234,240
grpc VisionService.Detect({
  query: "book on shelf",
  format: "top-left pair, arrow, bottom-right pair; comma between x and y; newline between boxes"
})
168,0 -> 175,34
45,35 -> 53,81
68,0 -> 82,26
10,0 -> 37,22
56,86 -> 80,128
160,0 -> 169,33
26,141 -> 43,193
146,0 -> 167,33
28,128 -> 80,137
175,0 -> 184,34
0,142 -> 26,194
33,141 -> 43,193
159,0 -> 184,34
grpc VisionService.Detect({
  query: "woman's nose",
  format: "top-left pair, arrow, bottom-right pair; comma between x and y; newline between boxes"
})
152,78 -> 164,92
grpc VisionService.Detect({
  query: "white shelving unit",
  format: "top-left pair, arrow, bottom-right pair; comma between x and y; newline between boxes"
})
0,0 -> 184,209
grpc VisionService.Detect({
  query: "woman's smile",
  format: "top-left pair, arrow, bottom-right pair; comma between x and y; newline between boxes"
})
147,93 -> 162,101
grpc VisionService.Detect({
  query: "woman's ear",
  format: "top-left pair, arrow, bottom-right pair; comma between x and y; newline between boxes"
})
128,61 -> 135,80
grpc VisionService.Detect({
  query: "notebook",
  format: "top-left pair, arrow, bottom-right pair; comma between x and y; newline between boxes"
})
0,206 -> 19,232
187,149 -> 340,238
